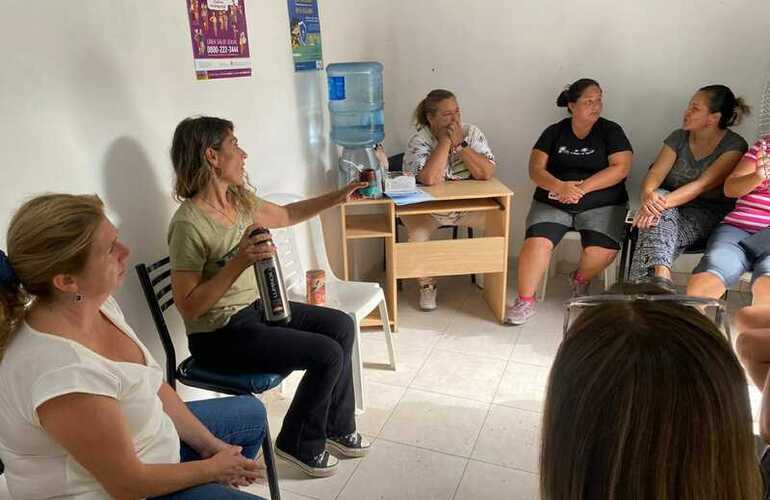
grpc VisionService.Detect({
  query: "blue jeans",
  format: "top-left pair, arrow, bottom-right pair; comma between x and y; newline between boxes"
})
152,396 -> 267,500
693,223 -> 770,285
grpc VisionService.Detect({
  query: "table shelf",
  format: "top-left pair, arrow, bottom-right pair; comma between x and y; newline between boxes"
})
345,198 -> 392,206
341,177 -> 513,328
345,214 -> 392,239
397,198 -> 501,216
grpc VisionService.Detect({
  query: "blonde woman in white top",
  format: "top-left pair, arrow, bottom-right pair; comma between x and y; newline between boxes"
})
402,89 -> 497,311
0,194 -> 266,500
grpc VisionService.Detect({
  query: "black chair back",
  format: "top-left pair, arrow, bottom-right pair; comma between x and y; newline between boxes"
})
135,257 -> 283,499
620,225 -> 709,284
135,257 -> 178,387
388,153 -> 404,173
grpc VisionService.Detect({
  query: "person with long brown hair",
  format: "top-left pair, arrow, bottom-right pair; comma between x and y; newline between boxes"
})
0,194 -> 268,499
541,288 -> 763,500
168,116 -> 367,478
402,89 -> 497,311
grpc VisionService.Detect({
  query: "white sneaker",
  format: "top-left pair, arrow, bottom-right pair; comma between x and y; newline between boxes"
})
419,285 -> 437,311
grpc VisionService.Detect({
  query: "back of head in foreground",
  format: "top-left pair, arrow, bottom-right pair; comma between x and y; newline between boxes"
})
540,286 -> 762,500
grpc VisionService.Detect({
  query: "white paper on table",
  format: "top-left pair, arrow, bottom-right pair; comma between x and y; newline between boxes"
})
386,188 -> 435,205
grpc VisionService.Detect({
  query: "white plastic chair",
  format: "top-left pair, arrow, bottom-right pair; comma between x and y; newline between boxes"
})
263,193 -> 397,414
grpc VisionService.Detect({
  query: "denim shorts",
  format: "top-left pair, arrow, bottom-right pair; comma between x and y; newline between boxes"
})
693,223 -> 770,285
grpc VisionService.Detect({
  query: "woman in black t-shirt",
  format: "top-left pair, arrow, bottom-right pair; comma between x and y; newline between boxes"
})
506,79 -> 633,326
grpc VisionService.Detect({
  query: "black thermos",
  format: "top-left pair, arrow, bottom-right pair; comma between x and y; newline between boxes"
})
251,228 -> 292,325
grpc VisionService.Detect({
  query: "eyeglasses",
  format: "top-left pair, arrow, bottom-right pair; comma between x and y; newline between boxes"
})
563,294 -> 731,341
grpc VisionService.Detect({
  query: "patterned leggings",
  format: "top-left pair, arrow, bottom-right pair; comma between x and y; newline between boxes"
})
629,202 -> 730,281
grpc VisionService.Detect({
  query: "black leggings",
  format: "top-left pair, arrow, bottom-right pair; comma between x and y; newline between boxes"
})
188,301 -> 356,460
526,222 -> 620,250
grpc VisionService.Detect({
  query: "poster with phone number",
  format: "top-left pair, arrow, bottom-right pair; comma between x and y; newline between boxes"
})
287,0 -> 323,71
187,0 -> 252,80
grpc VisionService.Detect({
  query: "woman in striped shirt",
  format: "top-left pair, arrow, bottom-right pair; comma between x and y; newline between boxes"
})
687,136 -> 770,302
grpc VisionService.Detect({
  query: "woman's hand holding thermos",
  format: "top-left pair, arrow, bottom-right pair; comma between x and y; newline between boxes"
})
235,224 -> 276,267
243,226 -> 292,325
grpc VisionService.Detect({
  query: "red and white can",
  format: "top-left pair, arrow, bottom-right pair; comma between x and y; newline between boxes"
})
306,269 -> 326,305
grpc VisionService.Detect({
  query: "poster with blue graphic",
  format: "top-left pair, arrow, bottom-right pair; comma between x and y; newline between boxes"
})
287,0 -> 323,71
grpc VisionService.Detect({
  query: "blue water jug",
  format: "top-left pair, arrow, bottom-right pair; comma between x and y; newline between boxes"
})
326,62 -> 384,148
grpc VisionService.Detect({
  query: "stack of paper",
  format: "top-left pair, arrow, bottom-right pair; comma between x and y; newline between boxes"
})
386,188 -> 434,205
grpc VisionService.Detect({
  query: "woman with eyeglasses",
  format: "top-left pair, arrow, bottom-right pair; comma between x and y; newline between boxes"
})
542,286 -> 764,500
507,78 -> 633,325
629,85 -> 750,289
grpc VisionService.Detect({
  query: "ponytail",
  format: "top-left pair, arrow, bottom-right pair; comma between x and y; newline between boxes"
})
556,87 -> 571,107
0,251 -> 26,362
734,97 -> 751,127
0,194 -> 105,362
699,84 -> 752,129
557,78 -> 601,113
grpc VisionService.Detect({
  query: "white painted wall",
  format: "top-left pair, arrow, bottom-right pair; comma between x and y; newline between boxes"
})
2,0 -> 770,389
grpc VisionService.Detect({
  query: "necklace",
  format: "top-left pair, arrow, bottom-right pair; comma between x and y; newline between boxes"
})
201,197 -> 238,227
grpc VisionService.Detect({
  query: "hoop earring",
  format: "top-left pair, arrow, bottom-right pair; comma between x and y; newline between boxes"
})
73,293 -> 84,303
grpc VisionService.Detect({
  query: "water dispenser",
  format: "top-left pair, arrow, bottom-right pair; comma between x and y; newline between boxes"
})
327,62 -> 385,197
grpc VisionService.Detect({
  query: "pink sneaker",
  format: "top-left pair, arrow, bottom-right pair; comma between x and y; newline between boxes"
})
505,298 -> 536,325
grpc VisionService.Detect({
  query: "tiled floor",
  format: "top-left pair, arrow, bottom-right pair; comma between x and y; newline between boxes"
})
240,273 -> 760,500
243,273 -> 574,500
0,271 -> 758,500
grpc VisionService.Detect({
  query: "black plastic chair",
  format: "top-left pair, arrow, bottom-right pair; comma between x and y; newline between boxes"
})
388,152 -> 404,174
136,257 -> 282,500
387,153 -> 477,287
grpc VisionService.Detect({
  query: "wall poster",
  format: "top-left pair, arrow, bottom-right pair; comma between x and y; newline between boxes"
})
287,0 -> 323,71
187,0 -> 252,80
